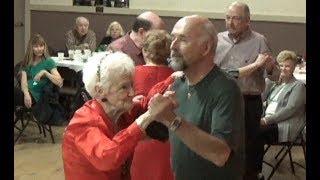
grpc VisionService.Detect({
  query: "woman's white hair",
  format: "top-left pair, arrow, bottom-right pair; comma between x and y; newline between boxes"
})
82,52 -> 135,98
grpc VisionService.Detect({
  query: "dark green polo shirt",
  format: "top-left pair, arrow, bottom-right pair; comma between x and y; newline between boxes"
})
170,66 -> 245,180
22,58 -> 57,102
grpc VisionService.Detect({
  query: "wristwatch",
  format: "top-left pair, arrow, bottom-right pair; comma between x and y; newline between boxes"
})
169,116 -> 182,132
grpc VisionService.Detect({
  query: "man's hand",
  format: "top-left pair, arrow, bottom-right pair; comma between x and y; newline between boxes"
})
254,53 -> 270,68
264,55 -> 277,73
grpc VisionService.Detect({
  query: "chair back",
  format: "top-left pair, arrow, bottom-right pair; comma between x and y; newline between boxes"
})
14,62 -> 23,88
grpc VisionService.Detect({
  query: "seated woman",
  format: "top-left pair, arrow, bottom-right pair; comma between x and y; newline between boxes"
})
62,52 -> 168,180
14,34 -> 63,121
257,50 -> 306,174
96,21 -> 125,52
131,29 -> 175,180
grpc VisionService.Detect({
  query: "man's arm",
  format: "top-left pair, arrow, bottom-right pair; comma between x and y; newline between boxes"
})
65,31 -> 77,50
148,93 -> 231,167
224,54 -> 270,79
167,113 -> 231,167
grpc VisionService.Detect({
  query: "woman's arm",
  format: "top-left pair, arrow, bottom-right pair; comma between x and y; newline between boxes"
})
47,68 -> 63,87
20,71 -> 32,108
34,68 -> 63,88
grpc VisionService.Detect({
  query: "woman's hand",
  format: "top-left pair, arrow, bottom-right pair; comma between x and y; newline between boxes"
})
133,95 -> 145,103
33,70 -> 47,82
24,92 -> 32,108
170,71 -> 184,79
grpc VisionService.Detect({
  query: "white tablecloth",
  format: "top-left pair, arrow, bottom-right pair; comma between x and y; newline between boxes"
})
294,73 -> 306,84
52,57 -> 84,72
293,66 -> 306,84
52,51 -> 111,72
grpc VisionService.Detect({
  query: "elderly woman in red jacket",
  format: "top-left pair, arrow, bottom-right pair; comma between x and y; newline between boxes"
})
62,52 -> 169,180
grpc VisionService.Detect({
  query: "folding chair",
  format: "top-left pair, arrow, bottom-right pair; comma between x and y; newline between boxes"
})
263,121 -> 306,180
14,106 -> 55,144
58,67 -> 82,120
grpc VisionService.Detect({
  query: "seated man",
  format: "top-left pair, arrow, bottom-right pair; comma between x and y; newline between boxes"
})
65,16 -> 96,52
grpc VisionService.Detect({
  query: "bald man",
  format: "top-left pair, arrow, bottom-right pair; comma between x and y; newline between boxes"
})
65,16 -> 97,52
108,11 -> 165,66
147,15 -> 245,180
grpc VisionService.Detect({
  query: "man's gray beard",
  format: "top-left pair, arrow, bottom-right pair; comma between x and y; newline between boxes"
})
168,56 -> 187,71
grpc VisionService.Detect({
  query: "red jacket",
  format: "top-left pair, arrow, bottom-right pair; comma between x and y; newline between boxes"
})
62,76 -> 175,180
62,100 -> 144,180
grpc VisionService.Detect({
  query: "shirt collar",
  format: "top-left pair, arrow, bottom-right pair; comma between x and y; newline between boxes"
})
228,28 -> 252,43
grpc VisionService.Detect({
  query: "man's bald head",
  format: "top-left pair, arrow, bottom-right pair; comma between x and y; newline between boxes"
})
138,11 -> 165,30
176,15 -> 217,52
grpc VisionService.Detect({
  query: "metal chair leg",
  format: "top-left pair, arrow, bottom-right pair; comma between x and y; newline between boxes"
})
14,118 -> 30,144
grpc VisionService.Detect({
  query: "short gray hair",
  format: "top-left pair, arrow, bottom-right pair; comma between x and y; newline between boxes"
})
229,1 -> 250,18
75,16 -> 89,26
82,52 -> 135,98
201,20 -> 218,52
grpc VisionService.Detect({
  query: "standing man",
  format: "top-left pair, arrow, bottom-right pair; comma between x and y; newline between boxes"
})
148,15 -> 246,180
65,16 -> 97,52
214,2 -> 280,180
108,11 -> 165,66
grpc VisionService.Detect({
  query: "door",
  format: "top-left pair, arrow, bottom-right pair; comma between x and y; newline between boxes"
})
14,0 -> 25,65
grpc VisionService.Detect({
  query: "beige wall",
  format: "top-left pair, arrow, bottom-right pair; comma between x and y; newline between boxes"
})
30,0 -> 306,22
131,0 -> 305,18
30,11 -> 306,57
26,0 -> 306,57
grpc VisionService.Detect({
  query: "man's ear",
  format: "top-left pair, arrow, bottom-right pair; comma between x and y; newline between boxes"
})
138,28 -> 146,36
202,40 -> 213,56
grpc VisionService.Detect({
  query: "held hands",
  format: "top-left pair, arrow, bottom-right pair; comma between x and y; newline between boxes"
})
148,91 -> 178,124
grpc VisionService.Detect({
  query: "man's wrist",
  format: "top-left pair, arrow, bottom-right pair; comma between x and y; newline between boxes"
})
169,116 -> 182,132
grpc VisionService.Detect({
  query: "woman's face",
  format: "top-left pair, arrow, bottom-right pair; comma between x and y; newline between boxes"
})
105,74 -> 135,111
279,60 -> 295,79
33,44 -> 45,58
110,26 -> 121,39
